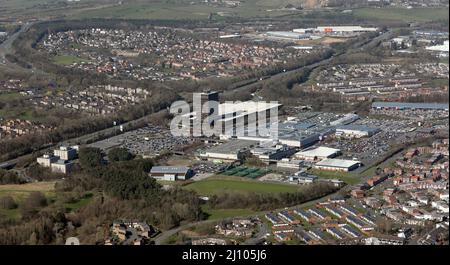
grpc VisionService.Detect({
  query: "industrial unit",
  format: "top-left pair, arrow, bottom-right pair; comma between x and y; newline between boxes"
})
250,144 -> 297,164
293,26 -> 378,36
266,31 -> 310,40
294,146 -> 341,161
314,158 -> 362,172
335,125 -> 381,138
150,166 -> 194,181
198,140 -> 257,162
186,100 -> 282,137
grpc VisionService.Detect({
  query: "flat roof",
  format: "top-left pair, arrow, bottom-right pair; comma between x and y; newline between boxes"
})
296,146 -> 341,158
315,158 -> 361,168
279,122 -> 316,131
336,125 -> 380,134
150,166 -> 190,174
54,159 -> 71,165
372,102 -> 449,110
204,140 -> 257,155
184,101 -> 282,122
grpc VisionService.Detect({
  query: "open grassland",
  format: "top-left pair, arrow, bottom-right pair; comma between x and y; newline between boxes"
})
0,182 -> 95,219
184,176 -> 301,196
353,7 -> 449,23
307,169 -> 360,185
0,181 -> 56,220
53,55 -> 91,65
0,108 -> 37,121
0,92 -> 22,101
201,205 -> 258,220
0,0 -> 119,19
0,181 -> 56,201
63,195 -> 94,211
71,0 -> 303,20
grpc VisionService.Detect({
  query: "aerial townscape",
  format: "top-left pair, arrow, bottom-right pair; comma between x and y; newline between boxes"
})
0,0 -> 448,252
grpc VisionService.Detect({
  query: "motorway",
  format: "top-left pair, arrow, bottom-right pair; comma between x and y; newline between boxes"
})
0,22 -> 35,69
225,29 -> 394,99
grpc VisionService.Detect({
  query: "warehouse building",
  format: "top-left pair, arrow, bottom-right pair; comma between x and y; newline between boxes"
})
150,166 -> 194,181
288,172 -> 318,185
229,126 -> 321,148
276,158 -> 306,170
294,146 -> 341,161
250,144 -> 297,164
335,125 -> 381,138
181,93 -> 281,137
314,158 -> 362,172
329,113 -> 360,126
266,31 -> 310,40
293,26 -> 378,35
316,26 -> 378,34
198,140 -> 257,162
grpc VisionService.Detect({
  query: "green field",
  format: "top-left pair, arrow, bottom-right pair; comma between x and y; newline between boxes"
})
0,92 -> 23,101
0,208 -> 20,219
0,181 -> 56,201
354,7 -> 449,22
201,205 -> 257,220
63,195 -> 94,211
308,169 -> 360,185
0,108 -> 36,121
53,55 -> 91,65
184,176 -> 300,196
71,0 -> 302,20
0,181 -> 56,220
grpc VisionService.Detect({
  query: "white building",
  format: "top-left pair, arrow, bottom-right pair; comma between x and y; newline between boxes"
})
54,146 -> 78,161
316,26 -> 378,33
250,144 -> 296,164
150,166 -> 194,181
289,172 -> 318,185
198,140 -> 257,162
183,101 -> 282,137
50,160 -> 74,174
426,40 -> 449,53
276,158 -> 305,170
335,125 -> 380,138
37,154 -> 58,167
314,158 -> 361,172
266,31 -> 310,40
294,146 -> 341,161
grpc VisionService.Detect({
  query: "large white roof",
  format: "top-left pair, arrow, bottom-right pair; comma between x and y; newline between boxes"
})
296,146 -> 340,158
184,101 -> 281,122
315,158 -> 360,168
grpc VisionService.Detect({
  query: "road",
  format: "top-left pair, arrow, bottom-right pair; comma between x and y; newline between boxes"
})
0,109 -> 165,165
154,219 -> 219,245
226,29 -> 394,98
153,193 -> 330,245
1,26 -> 395,244
0,22 -> 35,68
